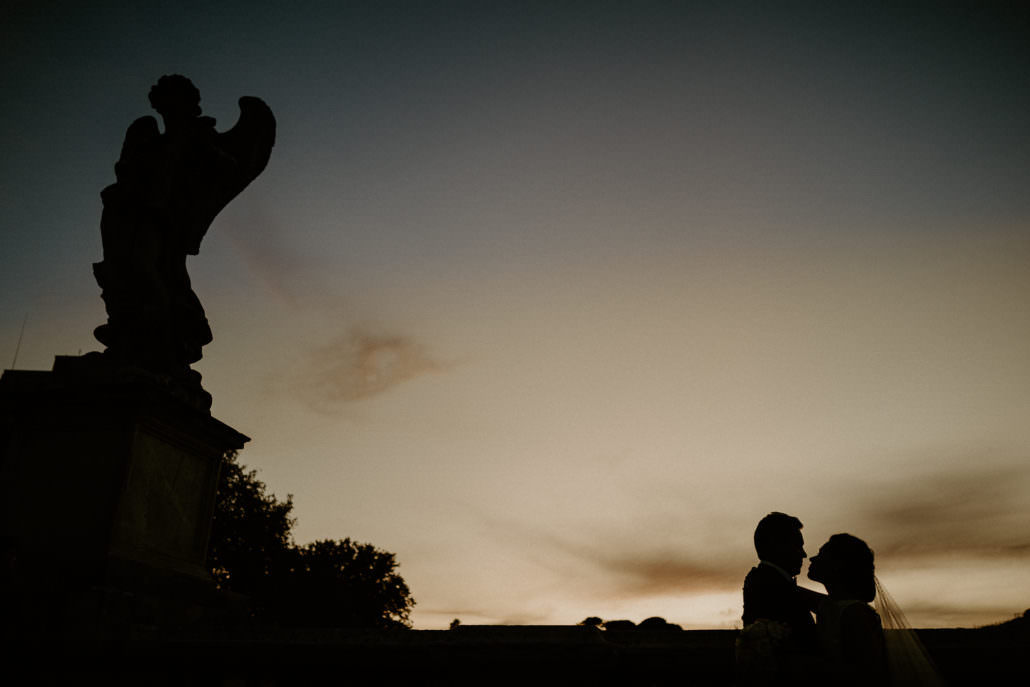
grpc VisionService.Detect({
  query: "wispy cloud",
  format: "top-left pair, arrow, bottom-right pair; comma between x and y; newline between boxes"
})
221,208 -> 311,307
487,518 -> 747,598
844,458 -> 1030,563
574,548 -> 744,596
296,327 -> 449,410
485,452 -> 1030,607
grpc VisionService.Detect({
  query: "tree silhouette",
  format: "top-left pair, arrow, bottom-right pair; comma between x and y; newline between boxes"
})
207,452 -> 414,628
208,451 -> 295,597
271,539 -> 413,628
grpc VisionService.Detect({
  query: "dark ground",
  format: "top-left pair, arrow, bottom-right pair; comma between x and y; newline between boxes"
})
10,615 -> 1028,685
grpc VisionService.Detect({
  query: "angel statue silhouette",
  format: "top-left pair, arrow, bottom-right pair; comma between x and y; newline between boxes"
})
91,75 -> 275,409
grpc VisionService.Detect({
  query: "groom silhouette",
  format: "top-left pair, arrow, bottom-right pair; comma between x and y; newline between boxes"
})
742,512 -> 817,650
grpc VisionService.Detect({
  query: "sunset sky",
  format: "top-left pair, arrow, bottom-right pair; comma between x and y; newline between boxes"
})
2,2 -> 1028,629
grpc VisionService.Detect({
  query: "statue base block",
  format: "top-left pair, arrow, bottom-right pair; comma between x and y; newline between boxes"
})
0,356 -> 248,632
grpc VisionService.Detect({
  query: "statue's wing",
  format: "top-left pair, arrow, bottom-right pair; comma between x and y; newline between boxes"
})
179,97 -> 275,255
215,96 -> 277,198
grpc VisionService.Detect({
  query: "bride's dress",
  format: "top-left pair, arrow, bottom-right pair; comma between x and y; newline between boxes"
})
815,596 -> 888,685
816,597 -> 883,661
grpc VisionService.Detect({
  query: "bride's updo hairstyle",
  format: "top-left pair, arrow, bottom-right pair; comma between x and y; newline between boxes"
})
817,533 -> 876,603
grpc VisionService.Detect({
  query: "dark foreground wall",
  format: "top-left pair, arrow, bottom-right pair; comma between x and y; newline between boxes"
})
9,624 -> 1026,686
13,626 -> 728,686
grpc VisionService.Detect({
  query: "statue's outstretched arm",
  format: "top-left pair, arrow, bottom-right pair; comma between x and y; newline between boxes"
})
113,115 -> 160,185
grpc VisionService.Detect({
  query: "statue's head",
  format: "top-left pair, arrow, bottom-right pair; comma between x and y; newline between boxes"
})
149,75 -> 202,123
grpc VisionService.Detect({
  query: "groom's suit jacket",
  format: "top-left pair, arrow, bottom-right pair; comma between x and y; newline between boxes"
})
742,561 -> 817,650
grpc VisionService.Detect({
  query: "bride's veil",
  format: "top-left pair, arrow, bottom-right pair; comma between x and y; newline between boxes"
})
873,576 -> 945,686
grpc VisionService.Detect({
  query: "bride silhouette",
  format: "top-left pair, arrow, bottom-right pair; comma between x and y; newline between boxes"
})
806,534 -> 888,684
807,534 -> 943,687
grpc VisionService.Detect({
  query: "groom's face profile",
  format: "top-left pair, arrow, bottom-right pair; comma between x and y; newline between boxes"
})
754,512 -> 807,577
783,530 -> 806,577
770,530 -> 807,577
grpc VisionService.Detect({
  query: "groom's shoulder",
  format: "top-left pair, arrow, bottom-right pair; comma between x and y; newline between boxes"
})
742,564 -> 792,625
743,565 -> 778,600
743,563 -> 781,587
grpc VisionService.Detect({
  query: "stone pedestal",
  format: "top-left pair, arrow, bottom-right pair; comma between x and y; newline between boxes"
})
0,355 -> 248,630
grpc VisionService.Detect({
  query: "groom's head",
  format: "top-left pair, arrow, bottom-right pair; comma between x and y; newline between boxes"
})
754,512 -> 806,576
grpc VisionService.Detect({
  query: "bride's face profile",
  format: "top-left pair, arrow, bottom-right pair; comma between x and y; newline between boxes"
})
806,544 -> 833,583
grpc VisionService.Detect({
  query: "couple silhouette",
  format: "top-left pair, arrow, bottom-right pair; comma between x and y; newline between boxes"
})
736,512 -> 891,686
